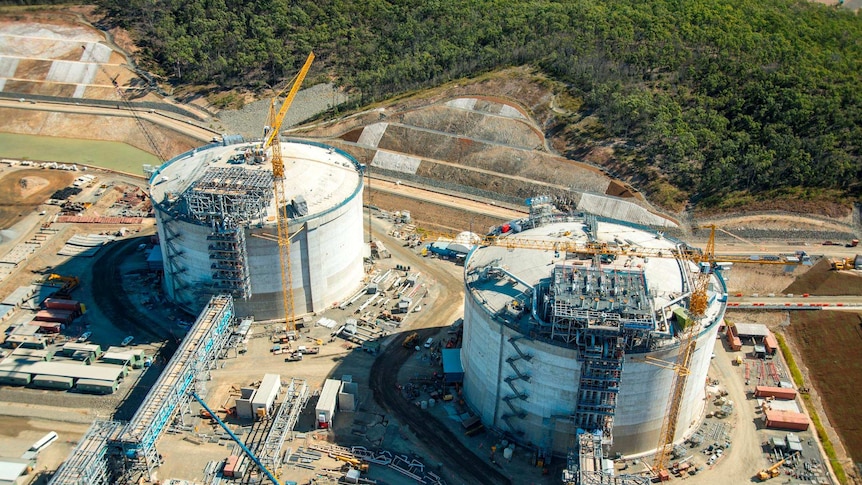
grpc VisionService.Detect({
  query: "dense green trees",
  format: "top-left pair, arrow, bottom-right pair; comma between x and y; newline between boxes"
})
95,0 -> 862,208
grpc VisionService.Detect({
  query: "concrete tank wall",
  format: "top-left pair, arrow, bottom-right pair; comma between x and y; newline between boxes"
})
238,192 -> 365,320
153,141 -> 366,320
460,291 -> 720,456
155,190 -> 364,319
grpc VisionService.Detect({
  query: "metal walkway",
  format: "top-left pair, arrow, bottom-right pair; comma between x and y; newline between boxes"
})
258,379 -> 310,472
49,294 -> 236,484
47,420 -> 125,485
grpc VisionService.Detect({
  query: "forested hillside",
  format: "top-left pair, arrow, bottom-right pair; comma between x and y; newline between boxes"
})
95,0 -> 862,211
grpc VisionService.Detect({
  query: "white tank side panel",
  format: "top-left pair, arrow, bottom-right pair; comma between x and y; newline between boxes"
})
305,195 -> 365,310
613,349 -> 678,454
676,322 -> 720,441
461,296 -> 503,425
159,218 -> 218,309
154,215 -> 174,301
242,191 -> 364,320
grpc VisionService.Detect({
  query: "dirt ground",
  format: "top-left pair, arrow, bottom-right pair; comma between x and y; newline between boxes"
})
0,168 -> 75,229
784,259 -> 862,296
786,311 -> 862,477
776,260 -> 862,483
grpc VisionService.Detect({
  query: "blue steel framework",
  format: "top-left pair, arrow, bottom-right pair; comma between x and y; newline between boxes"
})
49,295 -> 236,484
117,294 -> 235,477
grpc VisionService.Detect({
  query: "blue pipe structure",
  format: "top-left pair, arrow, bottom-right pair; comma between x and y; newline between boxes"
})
190,393 -> 281,485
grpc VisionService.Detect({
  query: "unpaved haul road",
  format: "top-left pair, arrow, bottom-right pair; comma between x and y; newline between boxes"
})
367,217 -> 512,485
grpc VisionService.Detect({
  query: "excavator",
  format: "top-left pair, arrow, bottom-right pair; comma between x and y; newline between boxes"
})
46,274 -> 80,298
756,451 -> 799,481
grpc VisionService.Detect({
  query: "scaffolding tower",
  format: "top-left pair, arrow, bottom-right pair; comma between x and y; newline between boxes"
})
257,379 -> 310,473
184,167 -> 273,225
208,223 -> 252,299
563,433 -> 650,485
538,264 -> 657,445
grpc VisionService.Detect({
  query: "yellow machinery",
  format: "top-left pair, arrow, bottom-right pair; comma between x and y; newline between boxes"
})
46,274 -> 80,297
263,52 -> 315,338
830,257 -> 855,270
757,451 -> 799,481
651,227 -> 714,475
402,332 -> 419,348
333,454 -> 369,472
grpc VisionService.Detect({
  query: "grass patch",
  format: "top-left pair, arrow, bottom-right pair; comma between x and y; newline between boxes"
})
776,332 -> 847,484
208,91 -> 246,110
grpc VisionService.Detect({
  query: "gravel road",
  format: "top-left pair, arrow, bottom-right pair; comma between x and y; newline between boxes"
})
366,217 -> 512,485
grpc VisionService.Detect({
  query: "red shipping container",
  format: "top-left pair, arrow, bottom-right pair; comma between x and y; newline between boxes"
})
755,386 -> 797,400
764,332 -> 779,353
764,409 -> 809,431
35,309 -> 74,324
43,298 -> 82,314
223,455 -> 238,477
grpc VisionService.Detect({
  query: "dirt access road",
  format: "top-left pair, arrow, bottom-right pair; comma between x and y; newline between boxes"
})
0,98 -> 218,142
367,217 -> 512,485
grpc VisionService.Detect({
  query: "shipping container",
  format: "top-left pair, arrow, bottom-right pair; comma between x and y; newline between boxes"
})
764,409 -> 809,431
35,309 -> 74,324
30,431 -> 58,452
316,379 -> 340,428
43,298 -> 83,315
36,322 -> 62,334
755,386 -> 797,400
764,332 -> 779,355
0,370 -> 32,386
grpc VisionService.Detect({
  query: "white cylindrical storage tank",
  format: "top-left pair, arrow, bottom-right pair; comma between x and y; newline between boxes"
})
149,139 -> 365,320
461,213 -> 725,457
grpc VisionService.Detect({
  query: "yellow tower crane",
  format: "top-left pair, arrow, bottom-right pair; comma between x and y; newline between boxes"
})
651,225 -> 715,477
263,52 -> 315,339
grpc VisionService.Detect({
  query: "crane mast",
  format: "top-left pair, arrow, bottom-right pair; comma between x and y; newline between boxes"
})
652,227 -> 715,474
264,52 -> 315,338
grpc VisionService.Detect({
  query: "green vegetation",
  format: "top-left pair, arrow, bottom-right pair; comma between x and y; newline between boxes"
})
776,332 -> 846,484
93,0 -> 862,209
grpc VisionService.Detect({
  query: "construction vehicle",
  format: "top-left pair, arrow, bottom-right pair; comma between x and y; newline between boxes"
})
284,352 -> 303,362
264,52 -> 315,344
333,454 -> 369,472
756,451 -> 799,481
402,332 -> 419,348
46,274 -> 79,298
830,257 -> 856,270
